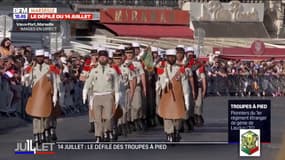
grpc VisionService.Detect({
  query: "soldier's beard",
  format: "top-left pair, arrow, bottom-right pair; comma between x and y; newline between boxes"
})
37,60 -> 44,65
167,59 -> 176,65
99,61 -> 108,66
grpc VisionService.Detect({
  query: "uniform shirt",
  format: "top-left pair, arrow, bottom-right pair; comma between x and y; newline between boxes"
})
80,64 -> 97,97
29,63 -> 51,87
80,65 -> 96,81
156,63 -> 190,96
119,64 -> 134,90
83,64 -> 119,94
176,60 -> 193,77
196,66 -> 206,81
124,60 -> 144,85
28,63 -> 58,103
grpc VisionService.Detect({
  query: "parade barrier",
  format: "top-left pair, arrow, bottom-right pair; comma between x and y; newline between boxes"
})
0,77 -> 88,119
1,73 -> 284,119
0,78 -> 17,116
207,75 -> 285,96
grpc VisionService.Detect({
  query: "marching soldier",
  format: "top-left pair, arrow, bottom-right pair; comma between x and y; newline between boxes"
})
194,60 -> 207,127
125,45 -> 146,131
25,49 -> 58,145
144,46 -> 157,127
111,49 -> 136,137
83,48 -> 119,142
185,47 -> 206,127
176,46 -> 196,132
80,49 -> 98,133
156,49 -> 190,142
43,51 -> 61,142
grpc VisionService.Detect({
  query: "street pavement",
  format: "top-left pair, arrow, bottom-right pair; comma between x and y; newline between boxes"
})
0,96 -> 284,160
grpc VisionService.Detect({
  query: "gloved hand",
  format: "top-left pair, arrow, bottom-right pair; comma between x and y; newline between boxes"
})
184,94 -> 189,111
83,96 -> 87,105
115,92 -> 120,106
164,78 -> 170,90
82,89 -> 87,104
53,95 -> 57,107
165,78 -> 169,84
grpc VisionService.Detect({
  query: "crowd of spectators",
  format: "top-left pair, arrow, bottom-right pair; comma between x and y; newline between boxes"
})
206,56 -> 285,97
0,38 -> 88,118
0,38 -> 284,119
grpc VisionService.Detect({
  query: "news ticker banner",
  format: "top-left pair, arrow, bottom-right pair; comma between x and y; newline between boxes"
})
228,99 -> 271,143
13,8 -> 94,21
15,141 -> 169,154
56,143 -> 168,151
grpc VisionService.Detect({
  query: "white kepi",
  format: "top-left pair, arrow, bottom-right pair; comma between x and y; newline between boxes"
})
165,49 -> 176,56
35,49 -> 45,56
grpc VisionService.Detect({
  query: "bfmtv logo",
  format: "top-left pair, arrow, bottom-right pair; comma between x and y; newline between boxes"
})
13,8 -> 28,13
13,8 -> 28,20
240,129 -> 260,157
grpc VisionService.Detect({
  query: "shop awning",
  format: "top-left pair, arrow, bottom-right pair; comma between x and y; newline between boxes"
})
213,47 -> 285,61
104,24 -> 194,39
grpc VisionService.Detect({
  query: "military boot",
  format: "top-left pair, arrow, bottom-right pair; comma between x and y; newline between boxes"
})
117,125 -> 122,136
39,132 -> 45,144
130,121 -> 137,132
112,129 -> 118,141
168,134 -> 174,142
32,134 -> 40,147
174,131 -> 181,142
126,122 -> 132,134
179,121 -> 185,133
186,118 -> 194,132
195,115 -> 204,127
44,129 -> 51,142
95,136 -> 101,143
88,122 -> 95,133
121,124 -> 128,137
198,115 -> 204,127
50,128 -> 58,141
103,132 -> 110,142
194,114 -> 199,127
136,119 -> 144,131
110,131 -> 117,142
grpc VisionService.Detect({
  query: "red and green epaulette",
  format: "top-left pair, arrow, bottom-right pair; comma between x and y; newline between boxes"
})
112,64 -> 122,75
50,65 -> 61,75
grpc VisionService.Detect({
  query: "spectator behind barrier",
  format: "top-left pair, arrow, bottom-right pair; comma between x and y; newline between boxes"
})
0,38 -> 13,57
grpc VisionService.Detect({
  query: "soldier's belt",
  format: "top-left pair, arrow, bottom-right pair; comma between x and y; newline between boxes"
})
93,91 -> 113,96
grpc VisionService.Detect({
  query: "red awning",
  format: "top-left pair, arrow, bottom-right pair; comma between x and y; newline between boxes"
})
213,47 -> 285,61
104,24 -> 193,39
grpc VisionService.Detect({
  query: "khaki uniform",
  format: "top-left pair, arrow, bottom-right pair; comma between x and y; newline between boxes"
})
83,64 -> 119,137
47,71 -> 60,133
116,64 -> 134,125
28,63 -> 57,134
124,60 -> 145,122
80,66 -> 96,123
132,61 -> 145,121
156,63 -> 190,134
177,59 -> 194,119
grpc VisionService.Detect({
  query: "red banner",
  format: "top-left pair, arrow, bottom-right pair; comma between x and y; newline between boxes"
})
100,8 -> 189,25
